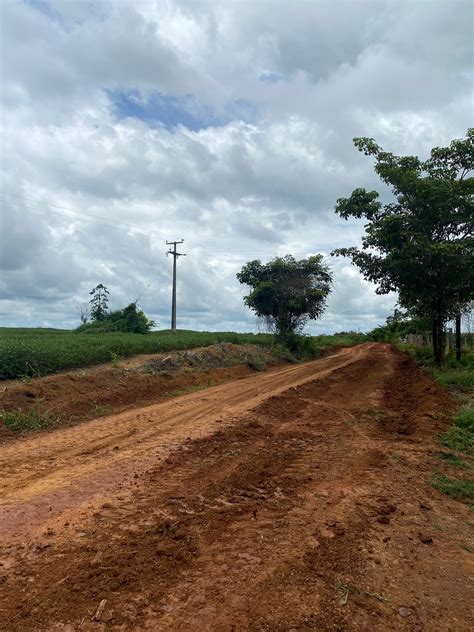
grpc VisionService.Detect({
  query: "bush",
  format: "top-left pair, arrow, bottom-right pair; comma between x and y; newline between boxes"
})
77,302 -> 154,334
247,354 -> 267,371
281,334 -> 319,359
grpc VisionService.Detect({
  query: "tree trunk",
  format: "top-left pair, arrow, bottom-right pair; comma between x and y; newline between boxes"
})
432,319 -> 438,363
433,309 -> 445,366
455,313 -> 462,362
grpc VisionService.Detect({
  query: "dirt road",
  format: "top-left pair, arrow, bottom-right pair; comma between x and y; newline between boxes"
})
0,343 -> 472,630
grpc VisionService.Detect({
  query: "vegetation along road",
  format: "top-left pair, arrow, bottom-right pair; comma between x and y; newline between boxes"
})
0,342 -> 472,631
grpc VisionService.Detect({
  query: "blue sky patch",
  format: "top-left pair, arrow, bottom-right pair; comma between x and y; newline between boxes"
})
259,71 -> 284,83
108,90 -> 257,131
24,0 -> 67,27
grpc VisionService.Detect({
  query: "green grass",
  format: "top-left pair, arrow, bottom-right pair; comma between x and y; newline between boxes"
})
404,347 -> 474,506
442,408 -> 474,454
431,474 -> 474,502
0,406 -> 59,432
437,451 -> 469,469
432,368 -> 474,391
0,328 -> 274,380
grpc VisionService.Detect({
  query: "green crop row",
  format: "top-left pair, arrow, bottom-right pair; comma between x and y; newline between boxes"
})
0,328 -> 273,380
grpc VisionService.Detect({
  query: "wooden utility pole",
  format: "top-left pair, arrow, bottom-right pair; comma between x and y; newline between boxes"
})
166,240 -> 185,334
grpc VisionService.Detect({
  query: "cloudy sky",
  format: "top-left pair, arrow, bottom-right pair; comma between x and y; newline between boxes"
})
0,0 -> 472,333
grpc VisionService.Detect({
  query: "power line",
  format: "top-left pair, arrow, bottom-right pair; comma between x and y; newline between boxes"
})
0,192 -> 200,245
1,199 -> 165,240
1,195 -> 334,260
1,192 -> 335,256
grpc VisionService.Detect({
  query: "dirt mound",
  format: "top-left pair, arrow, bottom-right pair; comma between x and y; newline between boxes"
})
144,342 -> 273,373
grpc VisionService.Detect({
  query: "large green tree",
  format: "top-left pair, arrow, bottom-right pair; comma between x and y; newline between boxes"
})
237,254 -> 332,339
332,129 -> 473,365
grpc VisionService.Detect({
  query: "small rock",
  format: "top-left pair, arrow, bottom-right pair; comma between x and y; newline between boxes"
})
419,533 -> 433,544
419,502 -> 432,511
377,516 -> 390,524
399,607 -> 412,618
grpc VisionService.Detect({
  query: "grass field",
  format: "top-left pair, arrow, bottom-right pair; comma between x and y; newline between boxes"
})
0,328 -> 368,380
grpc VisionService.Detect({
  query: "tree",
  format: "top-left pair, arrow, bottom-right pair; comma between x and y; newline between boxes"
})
75,302 -> 90,325
77,302 -> 155,334
107,302 -> 155,334
89,284 -> 110,321
369,308 -> 431,342
236,254 -> 332,339
333,130 -> 474,365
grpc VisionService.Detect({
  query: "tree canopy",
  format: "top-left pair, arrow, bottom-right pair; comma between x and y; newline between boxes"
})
333,129 -> 474,364
236,254 -> 332,339
89,284 -> 110,321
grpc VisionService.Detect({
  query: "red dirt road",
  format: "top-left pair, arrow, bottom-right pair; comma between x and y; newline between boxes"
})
0,343 -> 472,631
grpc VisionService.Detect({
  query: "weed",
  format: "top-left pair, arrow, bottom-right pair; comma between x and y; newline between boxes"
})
335,580 -> 388,606
169,384 -> 212,398
431,474 -> 474,502
432,368 -> 474,392
455,408 -> 474,432
91,403 -> 110,417
109,351 -> 122,367
437,451 -> 469,469
247,354 -> 267,371
460,543 -> 474,553
442,409 -> 474,453
0,407 -> 59,432
431,520 -> 445,532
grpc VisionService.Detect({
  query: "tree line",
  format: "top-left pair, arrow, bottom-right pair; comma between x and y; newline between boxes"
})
236,129 -> 473,365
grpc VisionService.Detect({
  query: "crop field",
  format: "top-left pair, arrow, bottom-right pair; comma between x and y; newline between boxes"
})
0,327 -> 369,380
0,328 -> 274,380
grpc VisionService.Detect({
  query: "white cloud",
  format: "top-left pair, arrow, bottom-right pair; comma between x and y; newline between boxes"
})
0,0 -> 471,332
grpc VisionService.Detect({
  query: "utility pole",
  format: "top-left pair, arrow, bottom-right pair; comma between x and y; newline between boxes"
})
166,239 -> 185,334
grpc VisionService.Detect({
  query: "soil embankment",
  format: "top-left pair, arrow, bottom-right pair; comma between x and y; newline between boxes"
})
0,343 -> 278,438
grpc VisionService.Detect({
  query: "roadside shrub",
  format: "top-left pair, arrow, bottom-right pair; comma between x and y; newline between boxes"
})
282,333 -> 319,359
77,303 -> 154,334
274,344 -> 297,363
247,354 -> 267,371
